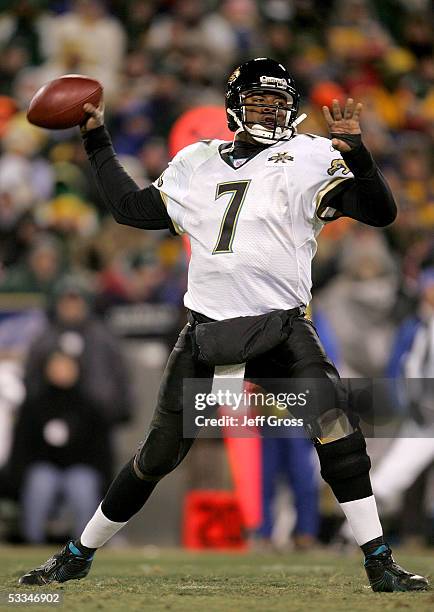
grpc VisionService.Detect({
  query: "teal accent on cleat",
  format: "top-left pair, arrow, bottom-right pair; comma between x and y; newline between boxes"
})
369,544 -> 388,556
364,543 -> 429,592
68,541 -> 94,559
18,540 -> 94,586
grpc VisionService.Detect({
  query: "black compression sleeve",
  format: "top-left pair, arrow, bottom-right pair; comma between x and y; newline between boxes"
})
321,143 -> 397,227
82,126 -> 176,233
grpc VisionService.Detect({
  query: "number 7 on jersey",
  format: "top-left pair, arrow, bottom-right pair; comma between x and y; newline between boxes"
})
213,180 -> 251,254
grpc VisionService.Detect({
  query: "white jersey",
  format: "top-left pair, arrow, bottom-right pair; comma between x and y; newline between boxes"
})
153,134 -> 353,320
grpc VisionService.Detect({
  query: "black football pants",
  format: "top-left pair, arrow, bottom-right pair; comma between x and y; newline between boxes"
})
134,313 -> 349,480
101,314 -> 370,523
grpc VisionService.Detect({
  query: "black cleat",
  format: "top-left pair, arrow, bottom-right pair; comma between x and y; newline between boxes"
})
19,541 -> 94,585
364,544 -> 429,592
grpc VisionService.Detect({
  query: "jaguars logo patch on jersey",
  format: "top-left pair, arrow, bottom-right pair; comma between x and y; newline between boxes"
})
327,159 -> 350,176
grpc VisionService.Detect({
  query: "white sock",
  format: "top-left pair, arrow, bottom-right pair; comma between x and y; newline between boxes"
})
339,495 -> 383,546
80,504 -> 127,549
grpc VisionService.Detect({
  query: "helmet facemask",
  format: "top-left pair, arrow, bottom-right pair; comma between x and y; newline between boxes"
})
238,89 -> 296,144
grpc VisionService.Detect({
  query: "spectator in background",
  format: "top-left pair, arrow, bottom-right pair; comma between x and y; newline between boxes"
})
258,434 -> 319,551
0,1 -> 44,68
0,211 -> 39,272
111,101 -> 153,156
41,0 -> 126,103
0,113 -> 52,217
339,267 -> 434,546
9,351 -> 113,543
0,237 -> 64,296
317,228 -> 398,377
139,137 -> 169,183
24,275 -> 132,427
96,247 -> 185,346
202,0 -> 261,68
104,249 -> 183,307
0,360 -> 25,470
115,0 -> 156,50
0,44 -> 29,97
146,0 -> 208,58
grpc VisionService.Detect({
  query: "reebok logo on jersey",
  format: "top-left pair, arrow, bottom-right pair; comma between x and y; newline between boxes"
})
266,152 -> 294,165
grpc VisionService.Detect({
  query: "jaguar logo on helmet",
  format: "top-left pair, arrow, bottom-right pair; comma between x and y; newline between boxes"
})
228,68 -> 240,84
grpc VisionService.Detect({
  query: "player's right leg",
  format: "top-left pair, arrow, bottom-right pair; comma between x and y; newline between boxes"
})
19,324 -> 214,585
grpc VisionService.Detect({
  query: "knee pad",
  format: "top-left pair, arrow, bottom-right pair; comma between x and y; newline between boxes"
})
133,427 -> 189,482
315,430 -> 372,502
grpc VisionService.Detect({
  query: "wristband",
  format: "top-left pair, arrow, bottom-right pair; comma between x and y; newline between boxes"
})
330,133 -> 362,150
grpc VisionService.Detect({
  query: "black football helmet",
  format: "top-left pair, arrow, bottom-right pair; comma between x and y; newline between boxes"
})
225,58 -> 300,144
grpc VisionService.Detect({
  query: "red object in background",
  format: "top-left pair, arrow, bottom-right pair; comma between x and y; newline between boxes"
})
168,105 -> 233,158
310,81 -> 346,109
183,490 -> 247,550
223,435 -> 262,531
219,390 -> 262,531
0,96 -> 17,136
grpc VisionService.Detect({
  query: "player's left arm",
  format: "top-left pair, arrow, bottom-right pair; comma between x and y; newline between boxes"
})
321,98 -> 397,227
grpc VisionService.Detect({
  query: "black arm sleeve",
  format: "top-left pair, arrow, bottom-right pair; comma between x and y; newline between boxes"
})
319,143 -> 397,227
82,126 -> 177,234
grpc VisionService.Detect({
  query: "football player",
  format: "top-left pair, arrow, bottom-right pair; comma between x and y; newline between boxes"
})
20,58 -> 428,592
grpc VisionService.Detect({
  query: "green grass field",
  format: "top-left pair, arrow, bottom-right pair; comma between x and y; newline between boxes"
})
0,546 -> 432,611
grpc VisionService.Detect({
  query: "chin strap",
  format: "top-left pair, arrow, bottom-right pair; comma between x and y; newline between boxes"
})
292,113 -> 308,129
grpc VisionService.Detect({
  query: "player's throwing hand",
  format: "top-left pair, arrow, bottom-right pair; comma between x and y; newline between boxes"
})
81,102 -> 105,134
322,98 -> 362,153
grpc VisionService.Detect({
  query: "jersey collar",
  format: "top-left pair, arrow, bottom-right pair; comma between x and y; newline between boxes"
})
218,140 -> 292,170
218,139 -> 271,170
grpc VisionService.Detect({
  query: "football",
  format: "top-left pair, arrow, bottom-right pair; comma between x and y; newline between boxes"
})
27,74 -> 103,130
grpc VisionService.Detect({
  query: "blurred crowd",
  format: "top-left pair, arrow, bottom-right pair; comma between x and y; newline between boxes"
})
0,0 -> 433,547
